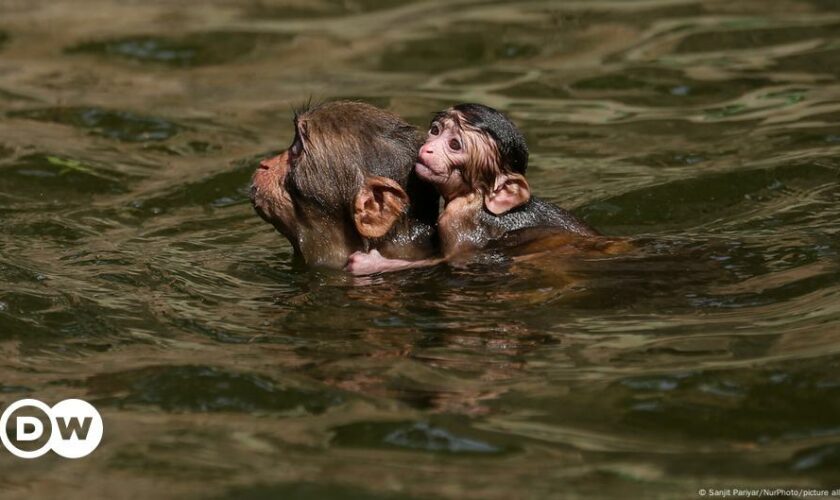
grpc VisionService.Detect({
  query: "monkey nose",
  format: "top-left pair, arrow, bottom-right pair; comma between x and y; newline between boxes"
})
259,153 -> 284,170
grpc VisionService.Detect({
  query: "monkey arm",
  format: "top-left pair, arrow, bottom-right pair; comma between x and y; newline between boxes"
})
345,249 -> 445,275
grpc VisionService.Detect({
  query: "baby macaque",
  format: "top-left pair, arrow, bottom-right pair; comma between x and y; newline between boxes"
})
346,103 -> 604,275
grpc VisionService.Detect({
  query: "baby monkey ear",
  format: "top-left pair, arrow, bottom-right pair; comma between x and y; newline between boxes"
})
484,173 -> 531,215
354,176 -> 409,239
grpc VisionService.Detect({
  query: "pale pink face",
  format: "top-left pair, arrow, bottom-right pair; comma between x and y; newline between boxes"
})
415,118 -> 468,193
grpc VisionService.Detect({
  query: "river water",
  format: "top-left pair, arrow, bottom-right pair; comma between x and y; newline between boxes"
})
1,0 -> 839,497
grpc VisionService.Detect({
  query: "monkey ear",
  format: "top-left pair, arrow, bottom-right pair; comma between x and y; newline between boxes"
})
353,176 -> 409,239
484,173 -> 531,215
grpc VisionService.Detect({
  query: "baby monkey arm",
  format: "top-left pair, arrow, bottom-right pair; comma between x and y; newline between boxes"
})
345,249 -> 445,275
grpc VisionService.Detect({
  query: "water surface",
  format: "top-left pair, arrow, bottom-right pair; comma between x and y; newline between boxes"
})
1,0 -> 840,497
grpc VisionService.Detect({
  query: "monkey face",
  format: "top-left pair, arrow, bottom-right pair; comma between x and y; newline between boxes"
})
417,111 -> 506,199
415,117 -> 469,196
417,108 -> 531,216
250,104 -> 368,267
250,101 -> 439,268
250,151 -> 299,245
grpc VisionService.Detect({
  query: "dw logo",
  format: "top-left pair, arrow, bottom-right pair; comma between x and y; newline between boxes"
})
0,399 -> 103,459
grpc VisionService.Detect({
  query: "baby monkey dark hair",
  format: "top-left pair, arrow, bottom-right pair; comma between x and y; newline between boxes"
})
450,103 -> 529,174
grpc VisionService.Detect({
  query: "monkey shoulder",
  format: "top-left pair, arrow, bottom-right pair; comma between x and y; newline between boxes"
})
438,194 -> 487,257
436,194 -> 604,258
485,198 -> 634,257
483,196 -> 598,239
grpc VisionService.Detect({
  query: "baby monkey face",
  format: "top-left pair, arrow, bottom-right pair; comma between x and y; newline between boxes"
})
415,112 -> 502,198
415,116 -> 468,188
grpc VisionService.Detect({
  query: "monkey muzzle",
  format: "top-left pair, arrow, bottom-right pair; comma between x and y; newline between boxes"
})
415,159 -> 447,180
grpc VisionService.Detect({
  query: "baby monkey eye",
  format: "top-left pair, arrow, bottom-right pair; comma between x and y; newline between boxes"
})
429,124 -> 440,136
449,138 -> 462,151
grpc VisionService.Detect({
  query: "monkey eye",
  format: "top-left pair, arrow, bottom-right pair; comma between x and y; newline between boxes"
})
448,138 -> 462,151
289,136 -> 303,158
429,124 -> 440,136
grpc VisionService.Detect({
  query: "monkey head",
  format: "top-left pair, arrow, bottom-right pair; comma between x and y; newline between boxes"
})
416,103 -> 532,215
250,101 -> 439,268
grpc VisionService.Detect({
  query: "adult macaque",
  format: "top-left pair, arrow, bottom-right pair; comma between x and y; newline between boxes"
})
250,101 -> 439,268
346,103 -> 623,275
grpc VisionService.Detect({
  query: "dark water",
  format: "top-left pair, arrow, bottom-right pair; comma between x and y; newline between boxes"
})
1,0 -> 840,497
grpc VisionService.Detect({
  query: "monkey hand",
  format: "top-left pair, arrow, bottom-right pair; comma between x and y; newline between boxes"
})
345,249 -> 392,275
